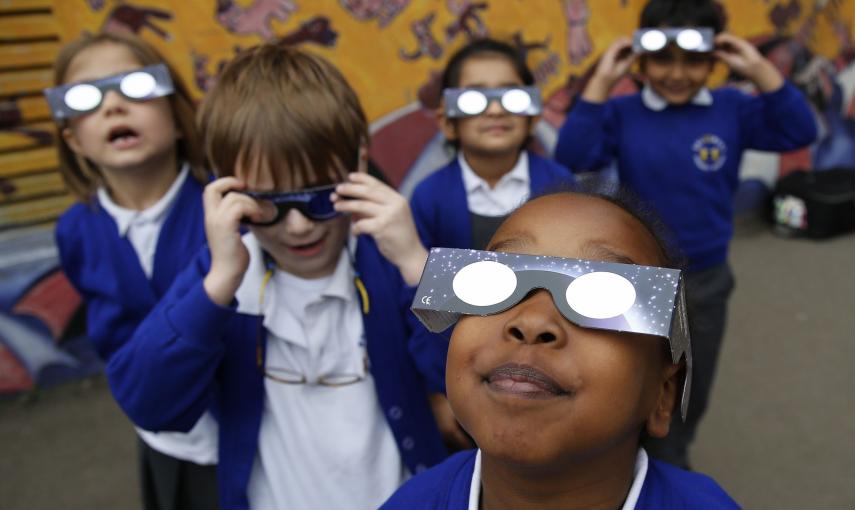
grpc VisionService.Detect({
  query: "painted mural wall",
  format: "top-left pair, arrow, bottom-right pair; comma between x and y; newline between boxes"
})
1,0 -> 854,393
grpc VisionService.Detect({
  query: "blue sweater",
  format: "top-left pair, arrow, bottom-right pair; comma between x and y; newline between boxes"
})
55,174 -> 206,360
381,449 -> 741,509
410,152 -> 574,250
555,83 -> 817,270
106,237 -> 449,510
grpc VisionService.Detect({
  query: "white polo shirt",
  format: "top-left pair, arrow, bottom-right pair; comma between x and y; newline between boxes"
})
459,151 -> 531,216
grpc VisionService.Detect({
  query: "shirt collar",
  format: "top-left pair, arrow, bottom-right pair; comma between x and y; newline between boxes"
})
459,151 -> 530,194
97,164 -> 190,236
467,448 -> 649,510
641,84 -> 713,111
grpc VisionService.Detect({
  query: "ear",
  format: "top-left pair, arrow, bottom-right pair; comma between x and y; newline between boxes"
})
436,101 -> 458,143
61,126 -> 84,156
645,362 -> 682,438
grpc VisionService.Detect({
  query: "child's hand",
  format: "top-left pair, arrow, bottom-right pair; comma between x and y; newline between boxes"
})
714,33 -> 784,93
202,177 -> 269,306
583,37 -> 637,103
428,393 -> 475,453
332,172 -> 428,286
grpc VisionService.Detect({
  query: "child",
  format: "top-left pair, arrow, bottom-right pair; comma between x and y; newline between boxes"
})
382,190 -> 740,509
48,32 -> 218,509
105,43 -> 449,510
411,38 -> 573,252
553,0 -> 817,467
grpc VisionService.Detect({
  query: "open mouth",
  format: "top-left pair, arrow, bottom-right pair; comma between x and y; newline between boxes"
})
485,363 -> 569,398
107,126 -> 140,147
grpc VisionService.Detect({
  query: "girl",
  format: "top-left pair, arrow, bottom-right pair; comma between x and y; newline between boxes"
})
383,189 -> 740,509
410,38 -> 573,253
49,32 -> 217,509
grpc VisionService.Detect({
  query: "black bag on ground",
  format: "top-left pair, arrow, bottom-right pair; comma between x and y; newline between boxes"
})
771,168 -> 855,239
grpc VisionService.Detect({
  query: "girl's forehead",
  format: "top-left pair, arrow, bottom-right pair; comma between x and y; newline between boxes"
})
495,195 -> 662,266
458,55 -> 523,87
64,43 -> 142,84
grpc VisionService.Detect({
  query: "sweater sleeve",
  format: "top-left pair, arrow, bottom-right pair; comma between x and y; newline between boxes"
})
106,247 -> 231,432
410,180 -> 436,250
555,99 -> 618,173
401,278 -> 449,394
738,81 -> 818,151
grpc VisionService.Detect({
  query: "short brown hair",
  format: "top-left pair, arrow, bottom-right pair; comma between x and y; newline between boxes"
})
52,31 -> 206,202
197,43 -> 368,189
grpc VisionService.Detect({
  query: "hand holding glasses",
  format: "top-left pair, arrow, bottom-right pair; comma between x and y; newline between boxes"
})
44,63 -> 174,120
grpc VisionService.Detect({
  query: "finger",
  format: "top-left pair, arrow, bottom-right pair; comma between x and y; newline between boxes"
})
336,198 -> 385,219
204,177 -> 245,209
350,217 -> 381,237
219,192 -> 268,224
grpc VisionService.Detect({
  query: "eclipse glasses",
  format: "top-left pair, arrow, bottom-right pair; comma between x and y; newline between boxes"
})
411,247 -> 692,420
44,63 -> 174,121
444,86 -> 542,118
633,27 -> 715,54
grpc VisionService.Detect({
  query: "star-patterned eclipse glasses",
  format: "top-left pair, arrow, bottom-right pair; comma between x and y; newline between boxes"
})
444,86 -> 542,118
633,27 -> 715,54
44,63 -> 174,121
411,248 -> 692,420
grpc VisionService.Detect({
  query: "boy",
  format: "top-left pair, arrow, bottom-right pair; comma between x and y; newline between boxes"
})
554,0 -> 817,467
106,43 -> 448,509
411,38 -> 572,252
383,191 -> 740,509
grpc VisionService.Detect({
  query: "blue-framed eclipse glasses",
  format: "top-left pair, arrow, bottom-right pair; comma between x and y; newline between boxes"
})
633,27 -> 715,54
411,247 -> 692,420
44,63 -> 174,121
443,86 -> 542,118
240,184 -> 341,226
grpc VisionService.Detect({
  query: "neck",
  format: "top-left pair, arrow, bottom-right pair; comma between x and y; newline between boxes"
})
480,441 -> 639,510
100,150 -> 180,210
461,148 -> 522,189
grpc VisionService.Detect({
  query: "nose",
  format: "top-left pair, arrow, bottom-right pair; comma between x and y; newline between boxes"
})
484,97 -> 505,116
282,208 -> 316,236
667,60 -> 688,80
100,89 -> 128,116
503,290 -> 566,346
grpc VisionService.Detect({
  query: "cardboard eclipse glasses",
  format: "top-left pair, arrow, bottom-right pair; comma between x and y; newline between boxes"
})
411,248 -> 692,420
444,86 -> 542,118
44,63 -> 174,121
633,27 -> 715,54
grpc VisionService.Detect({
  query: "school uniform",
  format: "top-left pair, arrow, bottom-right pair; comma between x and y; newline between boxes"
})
381,448 -> 741,509
106,232 -> 449,510
410,151 -> 574,251
55,166 -> 219,510
554,83 -> 818,467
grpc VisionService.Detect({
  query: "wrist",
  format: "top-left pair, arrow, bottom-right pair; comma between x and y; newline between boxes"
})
582,74 -> 614,103
748,60 -> 784,93
203,267 -> 242,306
396,244 -> 428,287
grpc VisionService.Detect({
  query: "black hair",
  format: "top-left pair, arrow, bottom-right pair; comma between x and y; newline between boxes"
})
441,37 -> 535,90
639,0 -> 727,33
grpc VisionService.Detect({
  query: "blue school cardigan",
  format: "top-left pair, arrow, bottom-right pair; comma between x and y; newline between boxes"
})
410,152 -> 574,250
55,174 -> 206,360
106,236 -> 449,510
381,449 -> 741,509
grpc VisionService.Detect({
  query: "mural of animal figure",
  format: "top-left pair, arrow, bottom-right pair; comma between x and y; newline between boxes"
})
444,0 -> 488,43
216,0 -> 298,39
277,15 -> 339,47
100,3 -> 173,40
400,12 -> 443,60
563,0 -> 592,65
339,0 -> 411,28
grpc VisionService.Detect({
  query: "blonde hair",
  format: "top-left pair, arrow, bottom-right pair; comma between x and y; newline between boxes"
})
52,31 -> 207,202
197,43 -> 368,189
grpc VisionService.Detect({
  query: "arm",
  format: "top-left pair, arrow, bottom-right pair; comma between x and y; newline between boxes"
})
555,38 -> 633,171
715,33 -> 818,150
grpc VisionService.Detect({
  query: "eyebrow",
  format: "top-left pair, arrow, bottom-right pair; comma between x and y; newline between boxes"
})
486,232 -> 535,252
463,82 -> 524,88
578,240 -> 638,265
